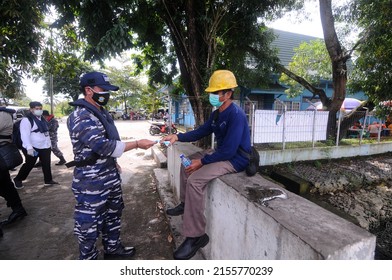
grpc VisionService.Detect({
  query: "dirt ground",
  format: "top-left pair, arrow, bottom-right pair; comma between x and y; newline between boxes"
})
0,120 -> 174,260
266,153 -> 392,259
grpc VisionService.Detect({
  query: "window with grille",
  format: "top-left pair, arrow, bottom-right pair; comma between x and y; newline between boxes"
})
274,101 -> 300,113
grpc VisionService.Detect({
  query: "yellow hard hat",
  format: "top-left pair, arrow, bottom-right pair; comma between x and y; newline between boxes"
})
205,70 -> 238,92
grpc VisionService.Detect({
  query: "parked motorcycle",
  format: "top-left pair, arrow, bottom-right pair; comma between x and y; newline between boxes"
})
149,121 -> 177,135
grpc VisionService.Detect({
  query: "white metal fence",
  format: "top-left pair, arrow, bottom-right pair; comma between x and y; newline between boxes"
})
253,110 -> 329,144
248,107 -> 388,149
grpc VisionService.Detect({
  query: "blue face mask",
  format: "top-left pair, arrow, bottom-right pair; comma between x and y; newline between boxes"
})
209,94 -> 223,107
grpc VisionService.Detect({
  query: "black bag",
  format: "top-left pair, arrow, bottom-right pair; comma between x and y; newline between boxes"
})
239,146 -> 259,176
13,116 -> 34,149
245,146 -> 260,176
0,142 -> 23,171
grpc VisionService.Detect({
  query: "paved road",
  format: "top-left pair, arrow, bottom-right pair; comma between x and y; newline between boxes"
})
0,119 -> 174,260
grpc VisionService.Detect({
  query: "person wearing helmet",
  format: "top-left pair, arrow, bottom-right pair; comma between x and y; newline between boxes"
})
162,70 -> 251,259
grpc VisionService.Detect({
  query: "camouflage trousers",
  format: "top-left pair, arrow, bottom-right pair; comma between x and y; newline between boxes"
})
50,138 -> 64,159
72,182 -> 124,260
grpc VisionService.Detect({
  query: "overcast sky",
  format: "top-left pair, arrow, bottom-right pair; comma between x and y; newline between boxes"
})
267,0 -> 323,38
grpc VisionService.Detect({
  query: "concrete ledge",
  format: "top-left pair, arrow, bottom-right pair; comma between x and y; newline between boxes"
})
165,143 -> 376,259
151,146 -> 167,168
259,143 -> 392,166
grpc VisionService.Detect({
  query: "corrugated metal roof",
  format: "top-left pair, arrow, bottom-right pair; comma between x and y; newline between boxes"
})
271,29 -> 319,67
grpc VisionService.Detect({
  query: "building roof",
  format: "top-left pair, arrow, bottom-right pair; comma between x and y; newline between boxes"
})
271,29 -> 320,67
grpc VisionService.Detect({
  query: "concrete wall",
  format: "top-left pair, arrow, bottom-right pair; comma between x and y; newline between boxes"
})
259,143 -> 392,166
166,142 -> 376,259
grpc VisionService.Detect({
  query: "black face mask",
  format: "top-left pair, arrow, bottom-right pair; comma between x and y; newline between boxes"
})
92,92 -> 110,106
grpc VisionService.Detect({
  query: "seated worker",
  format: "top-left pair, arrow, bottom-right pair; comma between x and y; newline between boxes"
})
162,70 -> 251,260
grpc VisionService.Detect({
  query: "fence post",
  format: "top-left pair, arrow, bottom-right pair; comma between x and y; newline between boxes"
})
304,98 -> 318,148
275,99 -> 287,150
246,97 -> 255,145
360,108 -> 369,145
281,105 -> 287,150
312,110 -> 317,148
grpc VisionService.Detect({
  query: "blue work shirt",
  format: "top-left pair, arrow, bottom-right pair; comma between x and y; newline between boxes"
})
177,102 -> 251,172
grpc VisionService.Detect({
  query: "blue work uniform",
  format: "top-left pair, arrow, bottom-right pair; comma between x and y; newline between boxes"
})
67,99 -> 126,260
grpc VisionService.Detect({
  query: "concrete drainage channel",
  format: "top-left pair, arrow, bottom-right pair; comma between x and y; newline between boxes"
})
266,166 -> 391,260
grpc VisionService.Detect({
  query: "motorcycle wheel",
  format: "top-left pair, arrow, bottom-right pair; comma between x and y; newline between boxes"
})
149,127 -> 160,135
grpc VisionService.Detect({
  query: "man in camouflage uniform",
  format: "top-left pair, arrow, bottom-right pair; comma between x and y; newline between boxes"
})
39,110 -> 66,165
42,110 -> 66,165
67,71 -> 155,260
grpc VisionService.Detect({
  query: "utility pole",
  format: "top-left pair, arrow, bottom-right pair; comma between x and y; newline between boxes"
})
45,21 -> 54,115
49,73 -> 53,115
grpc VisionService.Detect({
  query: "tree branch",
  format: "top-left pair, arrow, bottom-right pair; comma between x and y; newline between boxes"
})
275,63 -> 328,104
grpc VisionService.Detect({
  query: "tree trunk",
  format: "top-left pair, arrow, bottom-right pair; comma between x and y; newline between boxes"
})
319,0 -> 348,141
160,0 -> 209,128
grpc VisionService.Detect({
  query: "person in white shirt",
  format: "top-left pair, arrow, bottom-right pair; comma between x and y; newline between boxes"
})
13,101 -> 58,189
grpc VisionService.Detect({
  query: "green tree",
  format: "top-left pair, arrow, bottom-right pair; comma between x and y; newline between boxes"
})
105,64 -> 152,113
0,0 -> 48,99
279,39 -> 331,97
34,22 -> 94,102
51,0 -> 301,127
39,53 -> 93,102
349,0 -> 392,106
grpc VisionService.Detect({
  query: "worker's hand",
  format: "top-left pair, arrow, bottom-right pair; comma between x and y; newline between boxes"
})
185,159 -> 203,174
162,134 -> 178,144
137,139 -> 156,150
27,149 -> 35,157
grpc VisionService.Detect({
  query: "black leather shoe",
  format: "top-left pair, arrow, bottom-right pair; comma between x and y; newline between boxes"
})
44,180 -> 59,186
5,207 -> 27,225
173,233 -> 209,260
104,245 -> 136,260
166,202 -> 185,216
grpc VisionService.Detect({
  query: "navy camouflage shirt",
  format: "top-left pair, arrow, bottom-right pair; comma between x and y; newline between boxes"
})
67,105 -> 125,191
